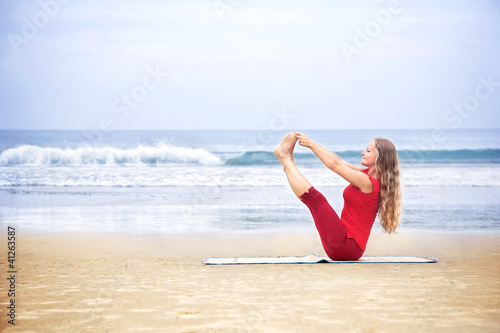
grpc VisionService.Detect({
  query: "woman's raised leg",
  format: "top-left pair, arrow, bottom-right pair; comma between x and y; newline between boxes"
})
273,132 -> 312,198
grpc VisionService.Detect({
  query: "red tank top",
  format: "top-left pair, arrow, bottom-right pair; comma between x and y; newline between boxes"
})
341,169 -> 380,251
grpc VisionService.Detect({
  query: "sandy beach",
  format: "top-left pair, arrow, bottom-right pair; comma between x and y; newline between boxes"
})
1,230 -> 500,332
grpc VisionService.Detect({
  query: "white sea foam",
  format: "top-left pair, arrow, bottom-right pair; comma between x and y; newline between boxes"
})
0,164 -> 498,187
0,144 -> 223,166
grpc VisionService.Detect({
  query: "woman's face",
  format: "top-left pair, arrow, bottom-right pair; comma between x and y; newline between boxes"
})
361,140 -> 377,168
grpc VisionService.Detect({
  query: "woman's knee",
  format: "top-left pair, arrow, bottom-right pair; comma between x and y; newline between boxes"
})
324,239 -> 364,261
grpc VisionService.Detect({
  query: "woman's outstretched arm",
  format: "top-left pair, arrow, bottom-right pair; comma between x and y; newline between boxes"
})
341,160 -> 365,172
295,133 -> 364,171
296,132 -> 373,193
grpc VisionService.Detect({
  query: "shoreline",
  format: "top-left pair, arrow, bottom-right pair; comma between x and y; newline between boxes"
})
2,184 -> 499,233
1,230 -> 500,331
13,228 -> 500,256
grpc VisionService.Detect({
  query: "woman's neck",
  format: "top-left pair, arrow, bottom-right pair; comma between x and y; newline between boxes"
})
368,168 -> 378,179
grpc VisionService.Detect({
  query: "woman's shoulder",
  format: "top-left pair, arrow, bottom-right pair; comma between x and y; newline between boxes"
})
362,169 -> 380,192
362,168 -> 377,179
362,168 -> 379,180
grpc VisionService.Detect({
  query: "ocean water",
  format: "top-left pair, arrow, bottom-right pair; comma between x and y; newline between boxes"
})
1,129 -> 499,233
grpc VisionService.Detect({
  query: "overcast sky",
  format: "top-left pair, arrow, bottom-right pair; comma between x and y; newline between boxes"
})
1,0 -> 499,130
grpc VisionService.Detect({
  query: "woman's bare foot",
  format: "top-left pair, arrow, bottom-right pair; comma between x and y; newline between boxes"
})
274,132 -> 298,166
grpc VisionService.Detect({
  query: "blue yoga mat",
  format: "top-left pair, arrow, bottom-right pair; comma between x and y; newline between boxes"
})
202,254 -> 438,265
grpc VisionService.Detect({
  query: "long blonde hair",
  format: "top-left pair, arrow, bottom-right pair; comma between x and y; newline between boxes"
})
374,138 -> 402,233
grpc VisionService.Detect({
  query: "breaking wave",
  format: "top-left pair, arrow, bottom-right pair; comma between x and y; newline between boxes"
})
0,144 -> 223,166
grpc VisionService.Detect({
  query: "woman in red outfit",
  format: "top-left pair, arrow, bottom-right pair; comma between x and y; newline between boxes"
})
274,132 -> 401,260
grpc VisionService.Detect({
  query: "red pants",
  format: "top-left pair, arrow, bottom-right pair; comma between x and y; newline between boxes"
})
300,187 -> 364,261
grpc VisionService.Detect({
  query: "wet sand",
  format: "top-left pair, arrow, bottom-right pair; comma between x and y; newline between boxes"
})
1,230 -> 500,332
